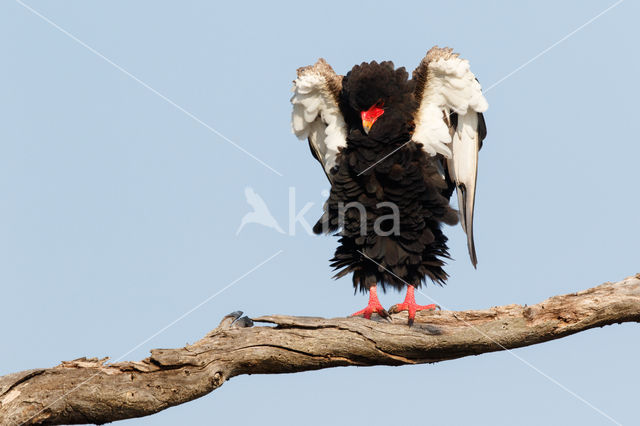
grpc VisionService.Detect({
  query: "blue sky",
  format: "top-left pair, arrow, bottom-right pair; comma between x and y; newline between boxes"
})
1,1 -> 638,425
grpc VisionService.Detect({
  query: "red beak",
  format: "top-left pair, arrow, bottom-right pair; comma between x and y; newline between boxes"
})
361,104 -> 385,134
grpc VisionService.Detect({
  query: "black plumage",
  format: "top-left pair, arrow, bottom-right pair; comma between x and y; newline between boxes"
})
313,61 -> 460,293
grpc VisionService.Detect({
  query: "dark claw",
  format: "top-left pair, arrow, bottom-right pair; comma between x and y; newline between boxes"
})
378,309 -> 391,322
388,304 -> 399,314
408,317 -> 414,327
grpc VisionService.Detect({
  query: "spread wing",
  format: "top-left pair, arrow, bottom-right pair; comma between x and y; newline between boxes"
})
291,59 -> 347,182
412,46 -> 488,267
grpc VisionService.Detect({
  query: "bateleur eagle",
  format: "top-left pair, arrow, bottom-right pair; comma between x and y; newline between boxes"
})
291,46 -> 488,325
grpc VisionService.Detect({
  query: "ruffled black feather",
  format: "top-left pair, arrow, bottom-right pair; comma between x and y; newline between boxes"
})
314,61 -> 459,293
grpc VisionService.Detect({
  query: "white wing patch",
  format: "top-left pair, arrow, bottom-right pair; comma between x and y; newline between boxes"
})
291,60 -> 347,178
447,112 -> 480,266
413,48 -> 488,157
412,47 -> 488,267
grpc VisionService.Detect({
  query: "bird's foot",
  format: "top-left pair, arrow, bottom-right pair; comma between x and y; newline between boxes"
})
351,301 -> 390,320
388,301 -> 437,326
350,285 -> 390,321
389,285 -> 438,326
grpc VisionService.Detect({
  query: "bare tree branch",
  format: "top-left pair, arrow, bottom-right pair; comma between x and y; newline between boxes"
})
1,274 -> 639,425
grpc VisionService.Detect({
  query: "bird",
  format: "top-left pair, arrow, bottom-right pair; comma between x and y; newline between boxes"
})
290,47 -> 488,325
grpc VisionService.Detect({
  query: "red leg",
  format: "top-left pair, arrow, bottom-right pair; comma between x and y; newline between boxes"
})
389,285 -> 437,325
351,286 -> 389,320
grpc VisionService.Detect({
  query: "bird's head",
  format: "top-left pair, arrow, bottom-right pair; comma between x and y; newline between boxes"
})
341,61 -> 414,139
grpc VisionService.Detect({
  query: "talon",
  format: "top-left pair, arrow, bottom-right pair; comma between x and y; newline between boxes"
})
351,286 -> 388,320
389,285 -> 437,325
379,308 -> 391,321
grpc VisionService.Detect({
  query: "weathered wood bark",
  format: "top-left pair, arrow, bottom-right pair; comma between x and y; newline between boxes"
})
1,274 -> 639,425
